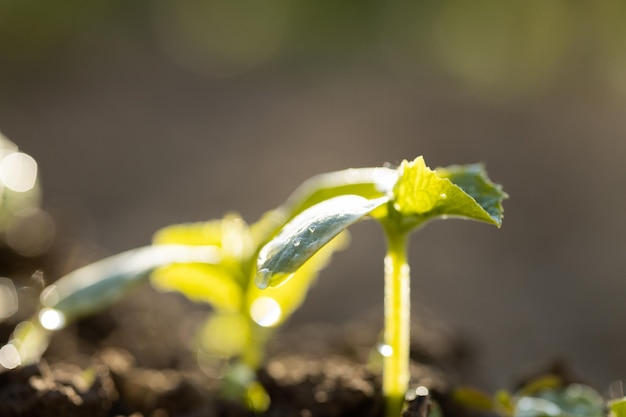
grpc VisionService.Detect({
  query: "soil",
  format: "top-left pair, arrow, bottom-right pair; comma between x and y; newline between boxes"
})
0,280 -> 483,417
1,241 -> 592,417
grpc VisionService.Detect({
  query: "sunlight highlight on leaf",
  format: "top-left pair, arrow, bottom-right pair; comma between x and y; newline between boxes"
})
393,156 -> 506,227
256,194 -> 388,288
283,167 -> 397,218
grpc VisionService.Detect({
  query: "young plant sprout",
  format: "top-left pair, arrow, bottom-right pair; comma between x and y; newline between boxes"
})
256,156 -> 507,417
0,164 -> 393,410
452,375 -> 606,417
2,155 -> 506,416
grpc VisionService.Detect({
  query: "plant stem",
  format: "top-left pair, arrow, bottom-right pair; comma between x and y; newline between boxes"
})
382,223 -> 411,417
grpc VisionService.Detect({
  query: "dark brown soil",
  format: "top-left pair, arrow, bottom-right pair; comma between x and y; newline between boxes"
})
0,284 -> 478,417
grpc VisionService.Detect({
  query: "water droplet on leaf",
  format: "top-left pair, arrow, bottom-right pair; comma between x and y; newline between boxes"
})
255,268 -> 271,290
308,226 -> 316,233
439,193 -> 447,199
293,238 -> 301,247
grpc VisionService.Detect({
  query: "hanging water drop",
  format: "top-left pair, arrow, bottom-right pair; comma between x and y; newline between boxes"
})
255,268 -> 272,290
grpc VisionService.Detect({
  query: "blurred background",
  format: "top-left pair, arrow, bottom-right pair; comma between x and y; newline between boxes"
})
0,0 -> 625,392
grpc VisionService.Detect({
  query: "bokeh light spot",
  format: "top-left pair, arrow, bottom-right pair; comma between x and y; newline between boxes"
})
250,297 -> 281,327
38,308 -> 66,331
0,152 -> 38,193
377,343 -> 393,357
0,344 -> 21,369
0,278 -> 18,319
152,0 -> 291,77
6,208 -> 56,257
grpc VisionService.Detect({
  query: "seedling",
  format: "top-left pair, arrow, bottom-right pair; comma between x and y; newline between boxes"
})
2,199 -> 348,410
2,156 -> 506,416
256,156 -> 507,417
454,375 -> 606,417
0,165 -> 369,409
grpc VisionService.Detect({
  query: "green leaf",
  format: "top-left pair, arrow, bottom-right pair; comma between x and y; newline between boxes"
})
436,162 -> 508,226
2,319 -> 51,367
256,194 -> 388,289
151,263 -> 243,312
247,231 -> 349,327
282,167 -> 397,218
40,245 -> 221,321
152,214 -> 253,291
513,384 -> 604,417
392,156 -> 506,227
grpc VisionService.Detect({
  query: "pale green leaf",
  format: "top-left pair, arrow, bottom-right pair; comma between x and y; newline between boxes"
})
283,167 -> 397,218
40,245 -> 221,321
256,194 -> 388,288
393,156 -> 506,227
151,264 -> 242,312
2,319 -> 51,367
152,214 -> 253,288
247,232 -> 349,327
154,213 -> 253,261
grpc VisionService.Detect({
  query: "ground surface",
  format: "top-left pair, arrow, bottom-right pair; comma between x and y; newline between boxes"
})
0,283 -> 478,417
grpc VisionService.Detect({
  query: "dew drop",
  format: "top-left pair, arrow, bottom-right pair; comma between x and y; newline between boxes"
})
308,226 -> 316,233
255,268 -> 271,290
293,238 -> 301,247
38,308 -> 66,331
250,297 -> 282,327
439,193 -> 447,199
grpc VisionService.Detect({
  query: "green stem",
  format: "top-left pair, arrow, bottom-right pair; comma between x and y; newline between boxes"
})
382,223 -> 411,417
